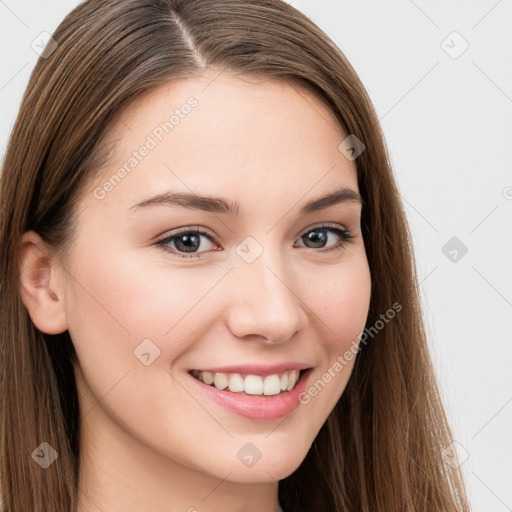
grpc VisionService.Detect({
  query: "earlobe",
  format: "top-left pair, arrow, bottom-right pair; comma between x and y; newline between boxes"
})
19,230 -> 68,335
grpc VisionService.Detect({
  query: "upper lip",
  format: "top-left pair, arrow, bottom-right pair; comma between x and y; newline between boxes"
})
190,362 -> 312,377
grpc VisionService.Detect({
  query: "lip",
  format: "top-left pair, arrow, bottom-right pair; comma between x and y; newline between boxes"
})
189,362 -> 312,378
188,367 -> 313,421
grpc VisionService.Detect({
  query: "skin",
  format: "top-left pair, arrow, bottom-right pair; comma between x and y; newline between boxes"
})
19,69 -> 372,512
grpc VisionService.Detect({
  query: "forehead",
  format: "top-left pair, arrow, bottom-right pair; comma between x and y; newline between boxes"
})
85,70 -> 358,214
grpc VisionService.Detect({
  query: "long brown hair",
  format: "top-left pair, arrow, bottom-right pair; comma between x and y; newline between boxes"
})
0,1 -> 472,510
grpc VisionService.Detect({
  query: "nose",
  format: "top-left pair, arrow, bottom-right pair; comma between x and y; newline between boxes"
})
225,247 -> 307,344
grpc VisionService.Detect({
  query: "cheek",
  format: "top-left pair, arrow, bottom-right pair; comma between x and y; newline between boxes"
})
64,240 -> 235,415
294,266 -> 371,421
65,245 -> 212,461
66,239 -> 207,342
306,259 -> 372,346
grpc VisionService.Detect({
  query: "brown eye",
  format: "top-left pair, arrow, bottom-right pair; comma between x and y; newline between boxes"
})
296,224 -> 355,252
155,227 -> 218,259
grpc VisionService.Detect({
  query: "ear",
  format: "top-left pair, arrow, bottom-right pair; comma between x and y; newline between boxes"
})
19,230 -> 68,335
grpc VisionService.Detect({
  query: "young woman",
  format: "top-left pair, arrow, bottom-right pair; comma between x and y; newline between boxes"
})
0,1 -> 472,511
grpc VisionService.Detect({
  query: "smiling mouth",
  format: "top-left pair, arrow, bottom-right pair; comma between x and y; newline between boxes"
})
189,368 -> 308,396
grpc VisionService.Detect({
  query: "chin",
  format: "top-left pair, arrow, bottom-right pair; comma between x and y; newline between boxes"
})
223,452 -> 308,483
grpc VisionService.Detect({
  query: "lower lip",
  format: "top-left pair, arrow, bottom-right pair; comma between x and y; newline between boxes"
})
188,369 -> 312,421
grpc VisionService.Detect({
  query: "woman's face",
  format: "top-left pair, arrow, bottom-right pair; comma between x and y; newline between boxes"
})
51,71 -> 371,482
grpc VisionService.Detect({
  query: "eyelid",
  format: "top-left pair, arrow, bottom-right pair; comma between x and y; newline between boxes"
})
298,221 -> 348,237
154,225 -> 217,243
155,222 -> 348,243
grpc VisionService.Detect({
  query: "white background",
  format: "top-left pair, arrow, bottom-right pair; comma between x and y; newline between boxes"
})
1,1 -> 511,510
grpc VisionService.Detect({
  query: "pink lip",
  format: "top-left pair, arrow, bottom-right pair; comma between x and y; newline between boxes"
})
188,368 -> 313,421
190,362 -> 312,378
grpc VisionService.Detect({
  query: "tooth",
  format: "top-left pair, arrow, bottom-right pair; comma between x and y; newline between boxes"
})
213,372 -> 228,390
202,371 -> 214,385
263,374 -> 281,395
199,369 -> 302,394
244,374 -> 263,395
228,373 -> 245,392
286,370 -> 299,391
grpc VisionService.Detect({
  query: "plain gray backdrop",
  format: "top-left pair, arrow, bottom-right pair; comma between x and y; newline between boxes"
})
1,1 -> 511,510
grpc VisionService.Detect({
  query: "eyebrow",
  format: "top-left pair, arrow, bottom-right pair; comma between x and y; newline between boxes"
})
127,185 -> 363,216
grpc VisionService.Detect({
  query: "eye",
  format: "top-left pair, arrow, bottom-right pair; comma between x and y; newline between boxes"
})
154,225 -> 219,259
295,223 -> 355,253
154,223 -> 355,259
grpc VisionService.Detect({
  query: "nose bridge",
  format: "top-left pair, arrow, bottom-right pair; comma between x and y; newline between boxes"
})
226,240 -> 304,342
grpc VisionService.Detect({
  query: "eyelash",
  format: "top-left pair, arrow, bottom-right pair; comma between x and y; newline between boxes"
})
154,223 -> 356,260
